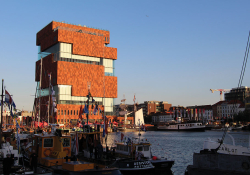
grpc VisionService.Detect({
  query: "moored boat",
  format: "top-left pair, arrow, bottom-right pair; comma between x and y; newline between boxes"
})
111,133 -> 174,172
23,125 -> 122,175
186,132 -> 250,174
157,122 -> 205,131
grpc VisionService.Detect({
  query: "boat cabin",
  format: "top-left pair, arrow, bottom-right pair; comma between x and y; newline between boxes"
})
115,138 -> 152,159
30,129 -> 72,166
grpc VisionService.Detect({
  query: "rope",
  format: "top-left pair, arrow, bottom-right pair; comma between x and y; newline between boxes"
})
216,30 -> 250,152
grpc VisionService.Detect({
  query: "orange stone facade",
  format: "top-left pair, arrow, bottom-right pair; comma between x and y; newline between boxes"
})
35,21 -> 117,124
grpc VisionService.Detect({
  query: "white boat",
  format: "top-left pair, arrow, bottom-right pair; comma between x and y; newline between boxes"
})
203,134 -> 250,156
186,133 -> 250,174
157,122 -> 205,131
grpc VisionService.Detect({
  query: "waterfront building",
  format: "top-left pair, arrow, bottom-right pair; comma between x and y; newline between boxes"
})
144,101 -> 171,116
202,105 -> 213,123
224,86 -> 250,102
35,21 -> 117,124
217,100 -> 244,119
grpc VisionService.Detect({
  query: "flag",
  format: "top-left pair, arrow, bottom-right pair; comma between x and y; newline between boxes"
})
121,133 -> 124,141
79,105 -> 83,119
5,90 -> 13,104
84,104 -> 89,114
127,137 -> 131,145
102,116 -> 106,137
133,95 -> 136,102
93,104 -> 98,115
105,116 -> 108,134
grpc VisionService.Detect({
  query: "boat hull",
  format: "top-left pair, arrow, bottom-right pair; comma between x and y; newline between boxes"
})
150,159 -> 174,171
157,123 -> 205,132
112,159 -> 155,175
186,152 -> 250,175
53,168 -> 122,175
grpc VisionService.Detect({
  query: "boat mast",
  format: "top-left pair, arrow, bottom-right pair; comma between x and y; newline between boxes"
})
0,79 -> 4,149
48,73 -> 51,125
39,57 -> 43,127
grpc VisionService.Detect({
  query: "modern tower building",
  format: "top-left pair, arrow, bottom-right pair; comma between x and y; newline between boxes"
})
224,86 -> 250,102
35,21 -> 117,124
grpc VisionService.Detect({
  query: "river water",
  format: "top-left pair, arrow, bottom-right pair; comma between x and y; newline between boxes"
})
105,130 -> 250,175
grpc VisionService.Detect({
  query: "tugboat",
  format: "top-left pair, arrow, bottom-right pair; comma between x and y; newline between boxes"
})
110,128 -> 174,173
24,124 -> 122,175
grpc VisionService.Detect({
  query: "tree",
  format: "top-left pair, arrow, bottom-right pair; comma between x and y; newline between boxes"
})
233,110 -> 250,123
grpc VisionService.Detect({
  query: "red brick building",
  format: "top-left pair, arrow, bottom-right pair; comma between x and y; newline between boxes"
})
35,21 -> 117,124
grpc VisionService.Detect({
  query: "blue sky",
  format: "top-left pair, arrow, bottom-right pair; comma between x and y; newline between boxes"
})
0,0 -> 249,111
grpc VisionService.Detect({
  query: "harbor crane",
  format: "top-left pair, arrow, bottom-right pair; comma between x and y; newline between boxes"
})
210,89 -> 231,101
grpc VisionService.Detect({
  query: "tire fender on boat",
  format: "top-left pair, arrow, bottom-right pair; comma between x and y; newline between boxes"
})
44,148 -> 52,157
63,148 -> 70,156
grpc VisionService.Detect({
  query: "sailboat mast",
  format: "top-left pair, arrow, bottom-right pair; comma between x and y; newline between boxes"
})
48,73 -> 51,125
0,79 -> 4,149
39,57 -> 43,127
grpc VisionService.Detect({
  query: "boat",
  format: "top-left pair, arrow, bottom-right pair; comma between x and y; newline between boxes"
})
157,122 -> 205,131
231,124 -> 243,131
110,132 -> 174,173
23,124 -> 122,175
186,133 -> 250,175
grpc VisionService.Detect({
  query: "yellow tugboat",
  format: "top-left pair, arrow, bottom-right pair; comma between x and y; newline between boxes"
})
25,125 -> 121,175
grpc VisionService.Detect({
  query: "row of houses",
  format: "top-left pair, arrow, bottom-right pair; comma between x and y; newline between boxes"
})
152,100 -> 245,124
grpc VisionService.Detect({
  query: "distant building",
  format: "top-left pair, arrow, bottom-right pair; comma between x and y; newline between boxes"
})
225,86 -> 250,102
144,101 -> 171,116
216,100 -> 245,119
245,97 -> 250,113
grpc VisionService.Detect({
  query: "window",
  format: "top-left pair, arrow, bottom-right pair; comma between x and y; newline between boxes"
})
68,110 -> 69,115
64,110 -> 66,115
44,138 -> 53,148
61,110 -> 63,115
77,110 -> 78,115
63,138 -> 70,147
58,119 -> 60,122
61,119 -> 63,122
74,110 -> 75,115
144,146 -> 149,151
58,110 -> 60,115
138,147 -> 143,151
71,110 -> 72,115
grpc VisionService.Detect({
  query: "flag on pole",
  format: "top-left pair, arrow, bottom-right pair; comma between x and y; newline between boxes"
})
5,90 -> 13,104
133,95 -> 136,102
102,116 -> 106,137
84,104 -> 89,114
93,104 -> 98,115
79,105 -> 83,119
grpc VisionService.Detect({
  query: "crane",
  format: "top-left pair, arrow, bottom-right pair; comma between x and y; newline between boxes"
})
210,89 -> 231,101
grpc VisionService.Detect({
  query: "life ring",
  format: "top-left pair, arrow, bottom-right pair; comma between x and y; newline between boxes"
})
63,148 -> 70,156
44,148 -> 52,157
